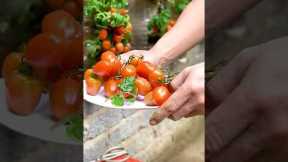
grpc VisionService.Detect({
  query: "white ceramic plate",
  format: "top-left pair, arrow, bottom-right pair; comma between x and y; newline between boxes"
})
84,82 -> 158,110
0,79 -> 79,145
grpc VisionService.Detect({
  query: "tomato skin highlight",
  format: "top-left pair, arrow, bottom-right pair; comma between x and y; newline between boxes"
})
153,86 -> 171,106
42,10 -> 78,39
50,78 -> 82,120
104,79 -> 120,97
93,60 -> 113,78
98,29 -> 108,40
5,71 -> 43,116
135,77 -> 152,96
136,61 -> 155,79
121,64 -> 137,77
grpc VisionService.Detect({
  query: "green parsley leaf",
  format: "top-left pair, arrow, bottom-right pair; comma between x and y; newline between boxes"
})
111,94 -> 125,106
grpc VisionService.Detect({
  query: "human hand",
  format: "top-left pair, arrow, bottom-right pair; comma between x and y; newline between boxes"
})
206,37 -> 288,162
149,63 -> 205,126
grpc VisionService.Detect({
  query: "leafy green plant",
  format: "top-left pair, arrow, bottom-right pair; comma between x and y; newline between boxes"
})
65,114 -> 83,142
147,9 -> 171,35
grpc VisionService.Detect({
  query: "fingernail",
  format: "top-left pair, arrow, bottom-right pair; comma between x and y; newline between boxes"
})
150,120 -> 157,126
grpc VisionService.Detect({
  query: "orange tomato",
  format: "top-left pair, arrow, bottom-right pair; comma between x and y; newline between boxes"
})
119,8 -> 128,15
98,29 -> 108,40
121,64 -> 136,77
135,77 -> 152,96
26,33 -> 66,68
50,78 -> 82,120
101,51 -> 117,61
2,53 -> 23,78
114,26 -> 126,35
85,69 -> 102,96
5,71 -> 43,116
42,10 -> 78,39
110,47 -> 117,53
102,40 -> 111,50
93,60 -> 113,78
115,42 -> 124,53
144,86 -> 171,106
136,61 -> 155,79
104,79 -> 120,97
148,69 -> 165,88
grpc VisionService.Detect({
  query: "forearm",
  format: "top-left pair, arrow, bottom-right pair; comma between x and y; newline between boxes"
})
150,0 -> 204,64
206,0 -> 262,31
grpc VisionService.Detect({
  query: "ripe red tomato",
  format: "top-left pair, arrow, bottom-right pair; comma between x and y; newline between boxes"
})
100,51 -> 122,76
104,79 -> 120,97
5,71 -> 43,116
115,42 -> 124,54
135,77 -> 152,96
136,61 -> 155,79
102,40 -> 111,50
121,64 -> 136,77
93,60 -> 113,78
148,69 -> 165,88
114,26 -> 126,35
2,53 -> 23,78
42,10 -> 79,39
26,33 -> 66,68
145,86 -> 171,106
85,69 -> 102,96
98,29 -> 108,40
50,78 -> 82,120
101,51 -> 117,61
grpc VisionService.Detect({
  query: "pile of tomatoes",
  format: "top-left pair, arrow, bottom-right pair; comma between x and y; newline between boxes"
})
84,0 -> 133,68
2,9 -> 82,121
85,53 -> 174,107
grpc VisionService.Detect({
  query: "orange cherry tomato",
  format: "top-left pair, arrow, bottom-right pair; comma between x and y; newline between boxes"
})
152,86 -> 171,106
5,71 -> 43,116
119,8 -> 128,15
102,40 -> 111,50
135,77 -> 152,96
2,53 -> 23,78
98,29 -> 108,40
100,51 -> 122,76
121,64 -> 136,77
104,79 -> 120,97
93,60 -> 113,78
115,42 -> 124,53
145,86 -> 171,106
85,69 -> 102,96
42,10 -> 79,39
148,69 -> 165,88
113,34 -> 123,43
63,0 -> 82,18
101,51 -> 117,61
26,33 -> 66,68
126,23 -> 133,33
50,78 -> 82,120
136,61 -> 155,79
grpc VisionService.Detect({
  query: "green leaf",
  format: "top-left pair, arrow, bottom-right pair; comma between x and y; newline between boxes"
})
111,94 -> 125,106
118,76 -> 136,93
65,114 -> 83,142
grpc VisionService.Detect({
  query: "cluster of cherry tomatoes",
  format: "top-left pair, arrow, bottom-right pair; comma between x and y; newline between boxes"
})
85,53 -> 173,107
2,8 -> 83,120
